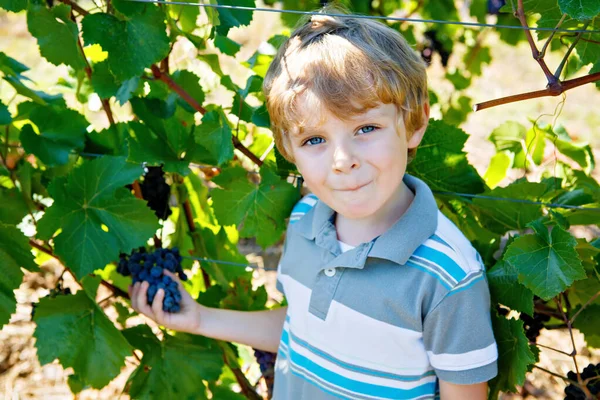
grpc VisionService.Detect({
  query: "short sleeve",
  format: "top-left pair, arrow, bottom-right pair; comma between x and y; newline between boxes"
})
275,261 -> 286,296
275,193 -> 318,298
422,271 -> 498,384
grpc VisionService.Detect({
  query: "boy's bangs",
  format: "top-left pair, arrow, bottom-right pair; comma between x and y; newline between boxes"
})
279,41 -> 401,134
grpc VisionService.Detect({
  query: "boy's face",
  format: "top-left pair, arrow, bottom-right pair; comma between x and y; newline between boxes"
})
288,99 -> 427,220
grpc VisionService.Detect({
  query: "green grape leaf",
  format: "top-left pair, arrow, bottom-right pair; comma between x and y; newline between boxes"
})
27,3 -> 86,70
463,45 -> 491,76
488,313 -> 537,397
0,51 -> 29,77
123,325 -> 223,399
483,151 -> 512,189
214,35 -> 241,56
558,0 -> 600,20
197,285 -> 228,308
211,165 -> 299,247
33,290 -> 133,388
252,103 -> 270,128
222,276 -> 268,311
471,181 -> 548,234
0,0 -> 26,11
504,220 -> 586,300
215,0 -> 255,36
0,223 -> 38,328
172,70 -> 205,113
169,0 -> 200,33
67,373 -> 88,394
84,123 -> 129,156
407,119 -> 485,193
0,100 -> 12,125
194,109 -> 234,166
545,125 -> 595,173
194,226 -> 252,286
573,304 -> 600,347
496,13 -> 525,45
113,301 -> 135,328
37,156 -> 158,278
0,188 -> 29,225
19,102 -> 88,166
0,53 -> 64,105
198,53 -> 225,77
127,121 -> 192,176
487,260 -> 535,315
210,386 -> 247,400
568,276 -> 600,308
81,0 -> 170,81
488,121 -> 527,155
91,61 -> 141,105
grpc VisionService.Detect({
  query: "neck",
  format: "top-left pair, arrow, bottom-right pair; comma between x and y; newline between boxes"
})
335,180 -> 415,246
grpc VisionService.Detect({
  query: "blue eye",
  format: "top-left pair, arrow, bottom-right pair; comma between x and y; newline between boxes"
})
304,137 -> 325,146
358,125 -> 377,134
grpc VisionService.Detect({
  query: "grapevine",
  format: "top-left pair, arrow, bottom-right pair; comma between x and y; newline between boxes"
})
0,0 -> 599,398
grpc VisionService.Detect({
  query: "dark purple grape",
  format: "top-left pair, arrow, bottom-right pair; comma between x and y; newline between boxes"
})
116,247 -> 188,313
139,166 -> 172,220
564,363 -> 600,400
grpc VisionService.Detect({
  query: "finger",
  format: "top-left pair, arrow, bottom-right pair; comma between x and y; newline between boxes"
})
130,282 -> 140,312
152,288 -> 166,321
136,281 -> 154,316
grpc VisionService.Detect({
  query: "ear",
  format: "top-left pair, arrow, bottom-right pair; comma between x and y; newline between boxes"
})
407,102 -> 430,149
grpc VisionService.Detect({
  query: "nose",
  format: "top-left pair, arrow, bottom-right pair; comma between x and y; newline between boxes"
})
332,142 -> 360,173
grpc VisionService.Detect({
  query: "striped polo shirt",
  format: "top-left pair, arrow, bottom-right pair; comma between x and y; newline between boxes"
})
273,174 -> 498,399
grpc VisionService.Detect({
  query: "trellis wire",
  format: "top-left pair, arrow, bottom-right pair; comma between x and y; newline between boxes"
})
4,148 -> 598,212
182,255 -> 277,271
127,0 -> 600,34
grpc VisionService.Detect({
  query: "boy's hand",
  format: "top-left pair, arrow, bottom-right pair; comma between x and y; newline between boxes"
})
128,270 -> 202,334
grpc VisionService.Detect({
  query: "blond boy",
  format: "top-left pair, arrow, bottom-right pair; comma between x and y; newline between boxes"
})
130,7 -> 498,399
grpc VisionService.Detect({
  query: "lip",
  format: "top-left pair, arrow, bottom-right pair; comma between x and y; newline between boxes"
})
336,181 -> 371,192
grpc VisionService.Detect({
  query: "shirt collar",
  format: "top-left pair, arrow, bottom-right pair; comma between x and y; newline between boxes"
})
291,174 -> 438,265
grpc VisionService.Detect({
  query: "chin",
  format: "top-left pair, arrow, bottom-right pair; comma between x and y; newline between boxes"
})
334,200 -> 378,220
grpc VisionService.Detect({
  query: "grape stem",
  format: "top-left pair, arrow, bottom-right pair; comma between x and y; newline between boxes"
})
555,297 -> 595,399
532,365 -> 577,385
530,341 -> 574,357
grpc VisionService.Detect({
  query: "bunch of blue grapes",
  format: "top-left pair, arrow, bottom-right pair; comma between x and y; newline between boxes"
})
564,363 -> 600,399
118,247 -> 187,313
253,349 -> 276,395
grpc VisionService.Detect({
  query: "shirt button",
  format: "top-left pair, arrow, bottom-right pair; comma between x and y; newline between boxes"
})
324,268 -> 336,277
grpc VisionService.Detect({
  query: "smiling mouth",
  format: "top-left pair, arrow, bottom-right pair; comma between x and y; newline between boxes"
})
337,181 -> 370,192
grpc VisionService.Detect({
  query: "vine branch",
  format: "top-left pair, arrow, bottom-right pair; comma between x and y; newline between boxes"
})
473,72 -> 600,111
474,2 -> 598,111
515,0 -> 558,86
73,13 -> 116,126
150,65 -> 263,166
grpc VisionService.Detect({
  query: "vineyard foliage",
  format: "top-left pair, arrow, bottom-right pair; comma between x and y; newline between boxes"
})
0,0 -> 600,398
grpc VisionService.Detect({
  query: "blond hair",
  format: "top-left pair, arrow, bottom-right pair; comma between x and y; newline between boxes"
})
262,5 -> 429,163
